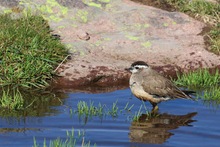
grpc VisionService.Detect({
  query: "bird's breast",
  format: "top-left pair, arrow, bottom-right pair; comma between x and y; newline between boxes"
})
129,78 -> 170,103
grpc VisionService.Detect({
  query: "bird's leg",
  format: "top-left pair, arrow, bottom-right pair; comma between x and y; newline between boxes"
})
150,102 -> 159,113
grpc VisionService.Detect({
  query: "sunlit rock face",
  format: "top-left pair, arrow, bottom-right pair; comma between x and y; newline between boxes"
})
1,0 -> 220,88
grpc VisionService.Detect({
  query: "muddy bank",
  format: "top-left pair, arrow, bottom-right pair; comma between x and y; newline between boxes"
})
52,64 -> 192,92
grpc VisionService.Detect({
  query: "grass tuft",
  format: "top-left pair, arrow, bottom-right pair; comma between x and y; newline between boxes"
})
132,105 -> 143,122
165,0 -> 220,54
108,100 -> 119,117
33,128 -> 95,147
0,88 -> 24,110
166,0 -> 220,25
203,86 -> 220,103
174,68 -> 220,102
0,13 -> 67,88
76,101 -> 104,117
175,69 -> 220,88
75,100 -> 122,119
132,102 -> 150,122
208,24 -> 220,54
124,102 -> 134,111
74,100 -> 145,122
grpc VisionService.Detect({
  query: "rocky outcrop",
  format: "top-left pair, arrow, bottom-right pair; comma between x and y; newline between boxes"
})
1,0 -> 220,89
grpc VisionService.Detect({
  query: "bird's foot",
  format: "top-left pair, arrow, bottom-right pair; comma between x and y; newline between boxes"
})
151,105 -> 159,114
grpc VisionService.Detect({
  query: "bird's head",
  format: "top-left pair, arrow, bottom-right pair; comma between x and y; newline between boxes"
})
125,61 -> 149,74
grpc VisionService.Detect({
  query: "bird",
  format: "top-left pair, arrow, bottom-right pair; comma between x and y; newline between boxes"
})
125,61 -> 194,112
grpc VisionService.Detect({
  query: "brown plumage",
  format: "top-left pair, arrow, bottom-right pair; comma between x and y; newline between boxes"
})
126,61 -> 193,111
141,69 -> 190,99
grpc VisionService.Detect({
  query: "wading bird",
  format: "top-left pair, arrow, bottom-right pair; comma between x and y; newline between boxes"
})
125,61 -> 194,112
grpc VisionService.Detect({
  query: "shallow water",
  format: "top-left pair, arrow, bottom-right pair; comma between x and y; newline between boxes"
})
0,88 -> 220,147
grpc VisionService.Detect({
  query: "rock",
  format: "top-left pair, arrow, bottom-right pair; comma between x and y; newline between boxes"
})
53,0 -> 220,88
1,0 -> 219,89
76,29 -> 90,40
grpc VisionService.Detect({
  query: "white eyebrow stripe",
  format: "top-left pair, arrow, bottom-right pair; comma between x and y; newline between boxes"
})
134,65 -> 148,68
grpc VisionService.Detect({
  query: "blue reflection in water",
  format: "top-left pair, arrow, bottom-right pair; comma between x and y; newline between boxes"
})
0,88 -> 219,147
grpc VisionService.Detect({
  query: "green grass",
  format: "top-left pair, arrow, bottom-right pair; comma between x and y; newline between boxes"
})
175,69 -> 220,88
33,128 -> 95,147
75,100 -> 122,119
74,100 -> 153,122
164,0 -> 220,54
203,86 -> 220,103
161,0 -> 220,102
0,12 -> 67,110
107,100 -> 119,117
0,88 -> 67,120
166,0 -> 220,21
74,100 -> 157,123
132,105 -> 144,122
174,68 -> 220,101
76,101 -> 105,117
74,100 -> 152,122
208,24 -> 220,54
132,102 -> 149,122
0,13 -> 67,88
0,88 -> 24,110
123,102 -> 134,111
133,0 -> 220,54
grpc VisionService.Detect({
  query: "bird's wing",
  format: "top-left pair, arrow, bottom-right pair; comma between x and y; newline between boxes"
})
142,73 -> 191,99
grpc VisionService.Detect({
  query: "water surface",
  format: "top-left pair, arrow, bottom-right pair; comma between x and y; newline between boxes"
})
0,88 -> 220,147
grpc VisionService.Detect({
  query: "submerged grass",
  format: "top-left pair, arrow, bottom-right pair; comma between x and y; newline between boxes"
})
203,86 -> 220,103
74,100 -> 152,122
107,100 -> 119,117
0,13 -> 67,88
75,100 -> 121,118
33,128 -> 95,147
123,102 -> 134,111
132,105 -> 144,122
76,101 -> 105,117
0,88 -> 24,110
132,101 -> 150,122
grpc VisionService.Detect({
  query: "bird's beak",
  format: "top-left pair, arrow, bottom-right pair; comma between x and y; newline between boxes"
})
125,67 -> 132,72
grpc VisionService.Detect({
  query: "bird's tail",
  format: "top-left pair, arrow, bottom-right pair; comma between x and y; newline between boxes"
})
182,90 -> 196,95
182,90 -> 196,101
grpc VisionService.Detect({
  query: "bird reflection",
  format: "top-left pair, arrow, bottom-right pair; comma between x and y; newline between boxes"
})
129,112 -> 197,144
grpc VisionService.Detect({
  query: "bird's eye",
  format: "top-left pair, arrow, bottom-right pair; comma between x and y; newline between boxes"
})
135,67 -> 139,69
